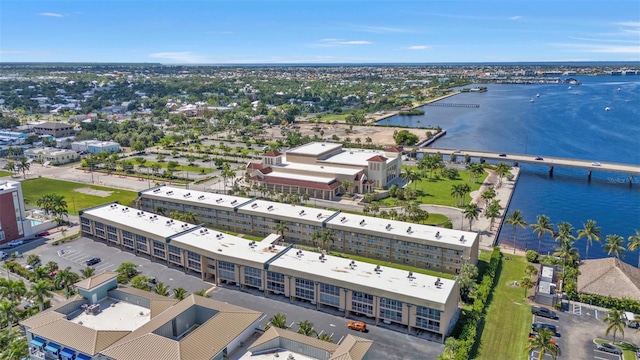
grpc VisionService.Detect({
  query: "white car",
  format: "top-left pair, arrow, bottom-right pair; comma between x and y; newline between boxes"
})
7,240 -> 24,247
24,264 -> 33,270
592,162 -> 601,166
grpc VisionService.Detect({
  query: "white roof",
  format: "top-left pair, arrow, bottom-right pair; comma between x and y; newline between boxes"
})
24,147 -> 76,156
269,248 -> 456,305
321,149 -> 393,167
72,139 -> 119,146
237,199 -> 336,224
82,203 -> 195,239
171,231 -> 284,264
141,186 -> 251,210
276,160 -> 362,176
326,212 -> 477,249
263,171 -> 336,184
287,142 -> 342,156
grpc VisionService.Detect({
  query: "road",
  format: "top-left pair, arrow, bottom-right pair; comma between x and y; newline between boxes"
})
14,236 -> 445,359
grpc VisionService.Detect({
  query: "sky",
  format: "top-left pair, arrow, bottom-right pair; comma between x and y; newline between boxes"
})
1,0 -> 639,64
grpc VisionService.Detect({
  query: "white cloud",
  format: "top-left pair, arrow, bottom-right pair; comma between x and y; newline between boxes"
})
38,12 -> 63,17
349,25 -> 415,33
406,45 -> 430,50
314,39 -> 372,47
509,16 -> 522,20
148,52 -> 207,63
554,43 -> 640,54
616,21 -> 640,27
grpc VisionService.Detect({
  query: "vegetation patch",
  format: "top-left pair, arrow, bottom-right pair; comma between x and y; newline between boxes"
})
21,178 -> 138,215
476,253 -> 531,360
0,170 -> 13,177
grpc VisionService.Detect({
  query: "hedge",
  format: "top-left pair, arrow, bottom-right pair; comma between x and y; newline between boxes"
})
443,247 -> 502,360
577,293 -> 640,314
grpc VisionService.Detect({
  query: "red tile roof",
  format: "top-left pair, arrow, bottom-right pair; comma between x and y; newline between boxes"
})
252,176 -> 341,191
263,151 -> 281,157
246,162 -> 265,171
366,155 -> 388,162
384,146 -> 403,153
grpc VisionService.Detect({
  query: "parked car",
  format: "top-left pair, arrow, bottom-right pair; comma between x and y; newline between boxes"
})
24,264 -> 34,270
531,323 -> 557,334
347,321 -> 367,332
86,257 -> 101,266
499,153 -> 507,157
535,157 -> 544,161
7,240 -> 24,246
532,307 -> 558,319
0,251 -> 8,260
529,333 -> 556,344
592,162 -> 601,166
596,343 -> 622,355
36,231 -> 50,237
149,277 -> 157,285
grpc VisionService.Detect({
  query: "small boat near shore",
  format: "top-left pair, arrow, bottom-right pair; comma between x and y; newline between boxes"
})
605,107 -> 610,111
530,98 -> 535,103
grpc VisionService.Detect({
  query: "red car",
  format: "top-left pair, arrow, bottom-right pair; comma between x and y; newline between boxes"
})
37,231 -> 50,237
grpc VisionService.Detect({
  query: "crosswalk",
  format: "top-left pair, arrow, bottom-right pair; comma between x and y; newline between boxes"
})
57,249 -> 117,272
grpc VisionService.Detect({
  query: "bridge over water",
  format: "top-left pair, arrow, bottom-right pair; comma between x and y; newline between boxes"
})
423,103 -> 480,108
415,148 -> 640,181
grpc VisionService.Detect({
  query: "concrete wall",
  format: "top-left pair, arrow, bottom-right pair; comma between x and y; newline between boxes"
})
108,289 -> 152,309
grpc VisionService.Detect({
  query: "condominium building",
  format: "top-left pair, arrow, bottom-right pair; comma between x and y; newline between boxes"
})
71,140 -> 121,154
21,272 -> 263,360
246,142 -> 403,199
32,121 -> 75,138
79,203 -> 462,341
137,186 -> 478,274
0,180 -> 31,244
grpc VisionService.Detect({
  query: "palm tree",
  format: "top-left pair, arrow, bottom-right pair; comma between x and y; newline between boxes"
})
0,279 -> 26,303
524,264 -> 538,279
604,308 -> 625,343
602,234 -> 626,260
484,200 -> 502,230
27,280 -> 52,311
45,261 -> 59,274
526,328 -> 560,360
520,277 -> 534,298
576,219 -> 601,261
627,230 -> 640,268
268,313 -> 289,329
450,184 -> 466,207
275,221 -> 290,242
153,282 -> 170,296
296,320 -> 317,337
193,289 -> 211,298
3,161 -> 15,175
495,162 -> 511,186
553,239 -> 580,267
26,254 -> 41,267
463,203 -> 481,231
3,336 -> 29,359
31,266 -> 49,282
181,212 -> 197,224
17,157 -> 30,179
341,180 -> 353,195
54,267 -> 80,298
0,300 -> 18,332
480,186 -> 496,205
505,210 -> 527,254
317,333 -> 334,342
173,287 -> 188,300
530,215 -> 554,254
554,222 -> 575,245
80,267 -> 95,279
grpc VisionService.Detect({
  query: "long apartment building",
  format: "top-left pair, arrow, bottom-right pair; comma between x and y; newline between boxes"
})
79,203 -> 461,342
137,186 -> 478,274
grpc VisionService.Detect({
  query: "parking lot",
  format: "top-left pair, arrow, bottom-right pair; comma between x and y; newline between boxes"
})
12,237 -> 445,359
528,304 -> 640,360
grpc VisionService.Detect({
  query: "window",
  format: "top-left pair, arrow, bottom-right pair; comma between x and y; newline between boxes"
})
107,225 -> 117,234
267,271 -> 285,293
136,241 -> 148,252
81,224 -> 91,232
123,238 -> 134,248
295,278 -> 314,301
219,261 -> 236,281
122,230 -> 133,239
380,298 -> 403,322
168,245 -> 180,254
81,217 -> 90,225
107,232 -> 118,241
244,266 -> 262,288
319,283 -> 340,307
94,222 -> 104,230
153,241 -> 165,250
351,291 -> 373,315
153,248 -> 165,258
0,231 -> 4,241
169,254 -> 181,263
415,306 -> 441,331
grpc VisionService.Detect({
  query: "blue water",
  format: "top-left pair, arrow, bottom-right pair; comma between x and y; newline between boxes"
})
381,76 -> 640,262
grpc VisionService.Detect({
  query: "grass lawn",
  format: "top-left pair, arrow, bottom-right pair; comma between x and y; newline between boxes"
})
313,113 -> 349,122
594,339 -> 638,360
0,170 -> 13,177
377,169 -> 487,207
326,251 -> 456,280
144,160 -> 214,174
476,253 -> 532,360
21,178 -> 138,215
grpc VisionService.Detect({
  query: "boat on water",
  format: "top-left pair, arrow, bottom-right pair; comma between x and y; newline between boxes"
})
536,93 -> 540,98
568,86 -> 572,90
618,88 -> 621,91
530,98 -> 535,103
605,107 -> 611,111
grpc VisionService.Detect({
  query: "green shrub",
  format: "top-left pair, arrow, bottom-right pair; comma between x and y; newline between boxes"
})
525,250 -> 539,263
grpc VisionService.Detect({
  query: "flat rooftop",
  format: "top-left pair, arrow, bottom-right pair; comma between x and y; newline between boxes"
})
287,142 -> 342,156
326,212 -> 477,249
171,230 -> 284,264
262,171 -> 336,184
321,149 -> 394,167
269,249 -> 456,305
68,298 -> 150,331
277,159 -> 362,176
237,199 -> 338,224
81,203 -> 196,239
140,186 -> 251,210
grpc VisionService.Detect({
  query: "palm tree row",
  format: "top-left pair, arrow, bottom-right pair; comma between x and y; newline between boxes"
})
450,183 -> 471,207
3,157 -> 30,179
36,193 -> 69,224
168,211 -> 198,224
266,313 -> 333,342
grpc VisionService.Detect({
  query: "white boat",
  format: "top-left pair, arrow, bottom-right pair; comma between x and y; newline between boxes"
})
617,88 -> 621,91
536,93 -> 540,97
605,107 -> 610,111
530,98 -> 535,103
568,86 -> 572,90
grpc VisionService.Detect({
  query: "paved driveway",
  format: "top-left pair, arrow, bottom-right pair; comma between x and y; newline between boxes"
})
19,237 -> 445,359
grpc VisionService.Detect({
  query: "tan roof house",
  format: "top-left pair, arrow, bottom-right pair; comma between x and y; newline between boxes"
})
578,258 -> 640,299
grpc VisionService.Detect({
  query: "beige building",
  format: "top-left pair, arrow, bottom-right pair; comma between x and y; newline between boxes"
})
246,143 -> 403,199
32,121 -> 75,138
136,186 -> 479,274
79,203 -> 461,342
24,147 -> 79,164
21,272 -> 262,360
